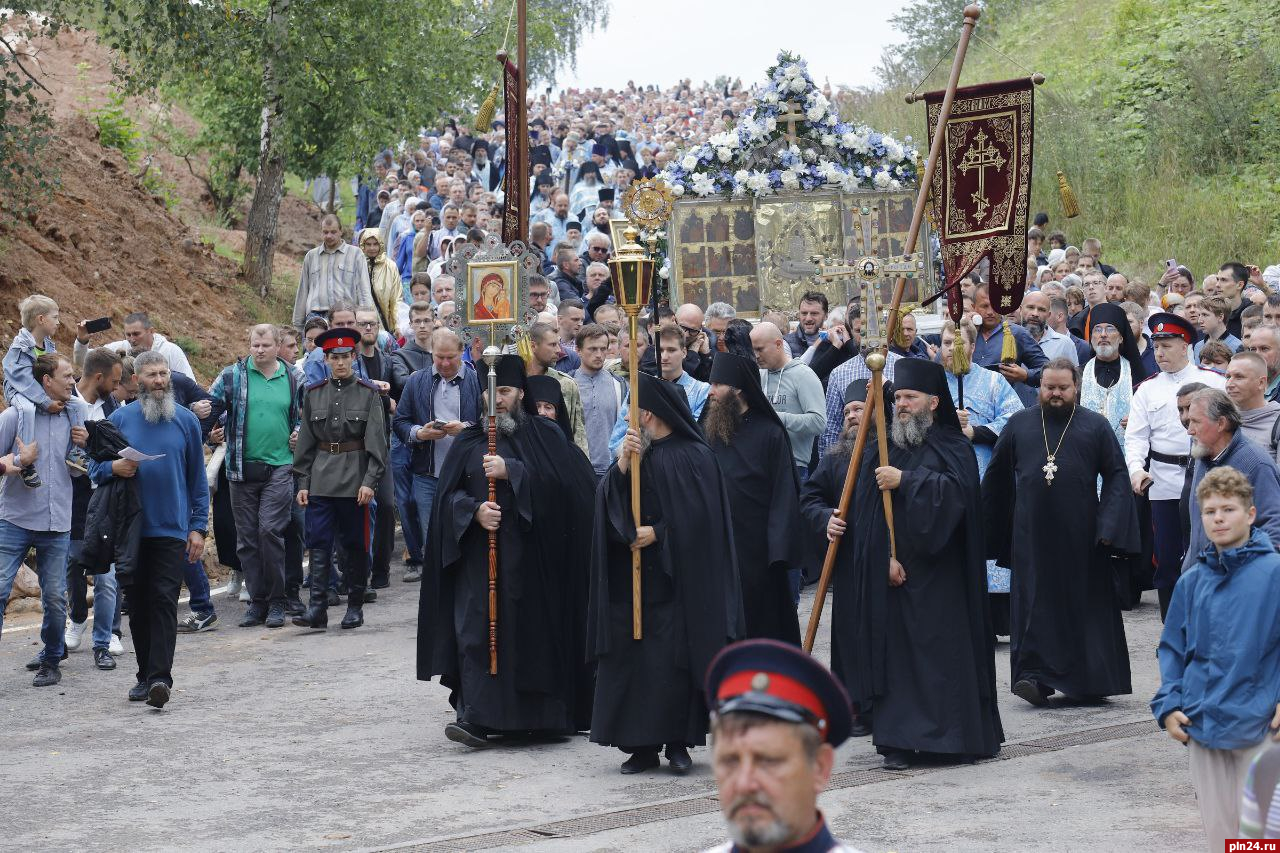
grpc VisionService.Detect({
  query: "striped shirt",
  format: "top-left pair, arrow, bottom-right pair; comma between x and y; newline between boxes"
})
292,242 -> 374,326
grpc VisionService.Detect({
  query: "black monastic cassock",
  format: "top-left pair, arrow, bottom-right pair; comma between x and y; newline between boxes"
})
707,353 -> 803,645
417,369 -> 597,734
840,360 -> 1003,759
982,403 -> 1140,699
588,374 -> 744,752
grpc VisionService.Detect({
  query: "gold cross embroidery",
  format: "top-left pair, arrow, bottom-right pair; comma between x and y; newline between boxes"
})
957,129 -> 1006,220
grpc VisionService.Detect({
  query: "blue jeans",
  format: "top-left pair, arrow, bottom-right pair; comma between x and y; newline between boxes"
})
412,474 -> 438,565
183,559 -> 214,617
391,439 -> 422,565
0,519 -> 70,664
65,540 -> 119,650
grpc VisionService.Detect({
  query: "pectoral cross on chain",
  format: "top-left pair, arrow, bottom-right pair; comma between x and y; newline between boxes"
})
1043,455 -> 1058,484
957,129 -> 1006,220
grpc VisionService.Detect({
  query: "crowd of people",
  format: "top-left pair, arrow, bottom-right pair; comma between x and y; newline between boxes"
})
3,85 -> 1280,846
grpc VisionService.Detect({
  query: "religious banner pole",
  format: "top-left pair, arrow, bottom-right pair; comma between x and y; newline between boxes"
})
482,345 -> 501,674
497,0 -> 529,245
804,3 -> 983,654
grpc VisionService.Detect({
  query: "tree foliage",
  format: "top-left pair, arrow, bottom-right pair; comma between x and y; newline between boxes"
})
0,9 -> 68,217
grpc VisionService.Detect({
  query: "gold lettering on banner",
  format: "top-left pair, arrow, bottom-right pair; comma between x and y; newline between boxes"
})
957,129 -> 1006,220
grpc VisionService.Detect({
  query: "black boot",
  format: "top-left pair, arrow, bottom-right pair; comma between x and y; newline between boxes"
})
341,547 -> 368,629
293,549 -> 331,629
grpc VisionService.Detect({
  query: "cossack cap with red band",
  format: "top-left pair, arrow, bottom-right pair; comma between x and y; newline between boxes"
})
315,327 -> 360,354
704,638 -> 853,747
1147,311 -> 1199,345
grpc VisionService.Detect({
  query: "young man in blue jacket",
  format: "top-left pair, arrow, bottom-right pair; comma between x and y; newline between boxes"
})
1152,466 -> 1280,849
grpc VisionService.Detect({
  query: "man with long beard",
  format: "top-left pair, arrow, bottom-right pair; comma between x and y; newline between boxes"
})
836,359 -> 1002,770
982,359 -> 1140,706
705,353 -> 803,644
589,373 -> 743,775
418,354 -> 597,747
90,351 -> 208,709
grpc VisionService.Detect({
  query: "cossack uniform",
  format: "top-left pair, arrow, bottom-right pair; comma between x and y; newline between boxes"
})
292,328 -> 388,630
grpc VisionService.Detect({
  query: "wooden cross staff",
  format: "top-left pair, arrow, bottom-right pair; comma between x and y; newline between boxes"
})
803,3 -> 984,654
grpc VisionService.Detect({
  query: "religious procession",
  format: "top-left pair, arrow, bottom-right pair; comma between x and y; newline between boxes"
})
1,0 -> 1278,851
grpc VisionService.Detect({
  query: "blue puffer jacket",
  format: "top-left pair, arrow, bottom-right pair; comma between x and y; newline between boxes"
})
1152,527 -> 1280,750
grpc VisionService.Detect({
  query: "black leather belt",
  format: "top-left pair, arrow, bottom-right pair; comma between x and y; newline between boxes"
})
324,440 -> 364,454
1148,449 -> 1190,467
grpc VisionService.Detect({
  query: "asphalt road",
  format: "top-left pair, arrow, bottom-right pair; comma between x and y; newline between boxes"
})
0,562 -> 1202,853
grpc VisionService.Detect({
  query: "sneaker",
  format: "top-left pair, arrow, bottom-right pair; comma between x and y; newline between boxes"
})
128,681 -> 148,702
65,447 -> 89,474
65,619 -> 89,651
402,565 -> 422,583
176,611 -> 218,633
25,649 -> 67,671
264,604 -> 286,629
108,633 -> 124,655
225,571 -> 242,599
94,648 -> 116,670
32,664 -> 61,687
238,585 -> 251,603
238,607 -> 267,628
20,464 -> 42,488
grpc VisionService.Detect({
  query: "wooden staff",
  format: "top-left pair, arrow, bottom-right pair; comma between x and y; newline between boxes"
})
870,355 -> 898,561
626,309 -> 643,640
482,346 -> 501,674
804,3 -> 982,653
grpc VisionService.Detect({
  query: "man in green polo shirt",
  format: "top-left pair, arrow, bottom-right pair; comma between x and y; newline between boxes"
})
209,324 -> 303,628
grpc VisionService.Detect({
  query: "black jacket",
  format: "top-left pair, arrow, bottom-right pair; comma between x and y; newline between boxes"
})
391,341 -> 432,400
73,420 -> 142,578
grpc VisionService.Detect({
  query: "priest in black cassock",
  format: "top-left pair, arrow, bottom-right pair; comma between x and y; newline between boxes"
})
705,353 -> 803,645
800,377 -> 884,736
982,358 -> 1139,706
588,373 -> 744,775
838,358 -> 1003,770
417,354 -> 598,747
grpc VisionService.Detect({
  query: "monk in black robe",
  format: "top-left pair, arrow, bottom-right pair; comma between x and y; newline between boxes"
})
705,353 -> 803,644
838,358 -> 1003,770
800,378 -> 883,735
588,373 -> 744,774
982,359 -> 1139,705
418,355 -> 597,746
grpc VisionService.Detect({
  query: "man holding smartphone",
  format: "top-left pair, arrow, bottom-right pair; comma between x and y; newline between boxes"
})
391,329 -> 481,568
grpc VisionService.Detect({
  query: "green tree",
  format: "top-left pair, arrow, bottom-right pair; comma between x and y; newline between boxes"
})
85,0 -> 603,298
0,8 -> 71,216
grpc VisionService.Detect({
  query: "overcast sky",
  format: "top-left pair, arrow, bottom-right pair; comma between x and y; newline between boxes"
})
551,0 -> 911,94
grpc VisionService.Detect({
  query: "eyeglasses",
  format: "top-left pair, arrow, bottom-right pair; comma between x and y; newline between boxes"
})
355,321 -> 379,329
589,246 -> 609,253
1091,324 -> 1119,335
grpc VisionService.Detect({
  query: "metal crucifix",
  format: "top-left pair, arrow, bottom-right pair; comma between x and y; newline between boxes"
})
809,204 -> 926,350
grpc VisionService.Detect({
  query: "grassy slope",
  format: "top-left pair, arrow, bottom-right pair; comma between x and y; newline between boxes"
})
850,0 -> 1280,283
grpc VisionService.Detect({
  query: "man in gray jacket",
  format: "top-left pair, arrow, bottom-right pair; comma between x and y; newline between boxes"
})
750,322 -> 826,478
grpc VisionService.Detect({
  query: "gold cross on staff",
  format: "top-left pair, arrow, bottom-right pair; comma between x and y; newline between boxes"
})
777,102 -> 806,144
957,129 -> 1006,219
810,205 -> 924,350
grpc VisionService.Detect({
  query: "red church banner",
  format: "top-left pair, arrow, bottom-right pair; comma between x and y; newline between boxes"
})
500,56 -> 527,246
922,78 -> 1034,319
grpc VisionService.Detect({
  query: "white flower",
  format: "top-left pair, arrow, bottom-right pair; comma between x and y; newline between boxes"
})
889,179 -> 902,190
821,133 -> 836,148
872,170 -> 891,188
672,183 -> 685,197
716,147 -> 733,163
803,148 -> 817,163
785,64 -> 801,79
763,90 -> 779,104
840,172 -> 861,192
746,171 -> 773,193
659,261 -> 670,280
806,104 -> 825,122
681,154 -> 698,171
840,131 -> 858,148
789,77 -> 807,94
780,169 -> 800,189
765,116 -> 777,132
884,139 -> 904,162
691,172 -> 717,196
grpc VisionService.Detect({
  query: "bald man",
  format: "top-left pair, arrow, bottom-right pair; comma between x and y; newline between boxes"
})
751,322 -> 826,477
1021,291 -> 1079,365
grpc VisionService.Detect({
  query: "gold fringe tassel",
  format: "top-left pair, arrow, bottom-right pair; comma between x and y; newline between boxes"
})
515,328 -> 534,367
475,82 -> 499,133
1000,319 -> 1018,363
949,320 -> 971,375
1057,170 -> 1080,219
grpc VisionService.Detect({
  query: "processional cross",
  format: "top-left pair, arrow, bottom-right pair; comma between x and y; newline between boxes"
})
810,204 -> 926,350
956,129 -> 1005,220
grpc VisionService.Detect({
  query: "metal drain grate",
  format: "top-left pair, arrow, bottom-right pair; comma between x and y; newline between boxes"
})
376,716 -> 1156,852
